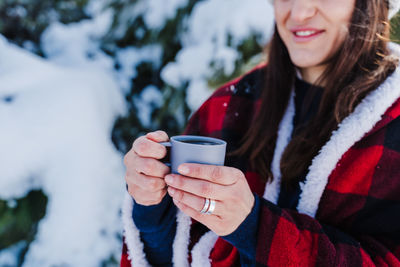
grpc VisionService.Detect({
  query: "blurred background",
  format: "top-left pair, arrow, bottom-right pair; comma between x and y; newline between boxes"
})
0,0 -> 399,266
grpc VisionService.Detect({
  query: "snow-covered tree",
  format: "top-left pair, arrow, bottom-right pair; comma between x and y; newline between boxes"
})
0,0 -> 90,55
1,0 -> 274,265
104,0 -> 274,153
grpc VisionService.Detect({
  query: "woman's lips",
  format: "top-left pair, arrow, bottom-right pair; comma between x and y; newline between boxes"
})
291,29 -> 325,43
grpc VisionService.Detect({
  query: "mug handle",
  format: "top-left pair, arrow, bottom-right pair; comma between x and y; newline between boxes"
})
159,142 -> 171,167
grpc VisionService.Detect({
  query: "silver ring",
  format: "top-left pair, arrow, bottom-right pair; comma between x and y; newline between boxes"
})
200,198 -> 210,213
205,199 -> 216,215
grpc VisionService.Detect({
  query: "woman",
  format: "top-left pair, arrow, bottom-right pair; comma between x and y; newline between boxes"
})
122,0 -> 400,266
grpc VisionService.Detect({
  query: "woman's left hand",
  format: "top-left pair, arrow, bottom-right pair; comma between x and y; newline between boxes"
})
164,163 -> 255,236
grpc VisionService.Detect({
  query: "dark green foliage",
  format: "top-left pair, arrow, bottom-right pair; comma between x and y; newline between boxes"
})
106,0 -> 201,153
104,0 -> 269,154
208,33 -> 265,89
0,190 -> 48,264
101,254 -> 120,267
0,0 -> 261,263
0,0 -> 90,55
391,13 -> 400,44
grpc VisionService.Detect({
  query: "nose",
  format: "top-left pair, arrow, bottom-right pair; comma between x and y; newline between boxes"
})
290,0 -> 317,22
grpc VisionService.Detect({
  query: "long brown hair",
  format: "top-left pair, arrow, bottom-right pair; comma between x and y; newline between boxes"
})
235,0 -> 398,188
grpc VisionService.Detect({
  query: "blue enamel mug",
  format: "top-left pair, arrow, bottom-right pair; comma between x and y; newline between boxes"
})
160,135 -> 227,174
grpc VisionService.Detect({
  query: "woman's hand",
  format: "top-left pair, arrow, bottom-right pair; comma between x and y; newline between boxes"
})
124,131 -> 170,206
165,163 -> 255,236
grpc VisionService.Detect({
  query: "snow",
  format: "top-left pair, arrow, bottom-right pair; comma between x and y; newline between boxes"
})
0,242 -> 25,266
144,0 -> 188,28
134,85 -> 163,128
41,6 -> 164,94
41,10 -> 115,71
0,0 -> 275,265
0,33 -> 126,266
111,0 -> 188,40
161,0 -> 274,111
115,46 -> 163,92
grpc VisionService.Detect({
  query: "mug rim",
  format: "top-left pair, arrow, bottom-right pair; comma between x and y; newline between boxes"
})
170,135 -> 226,146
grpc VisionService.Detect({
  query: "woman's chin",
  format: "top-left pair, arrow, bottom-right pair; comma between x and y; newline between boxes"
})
292,59 -> 323,69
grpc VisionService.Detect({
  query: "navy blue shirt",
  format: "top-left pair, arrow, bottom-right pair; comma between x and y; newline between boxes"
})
278,78 -> 322,210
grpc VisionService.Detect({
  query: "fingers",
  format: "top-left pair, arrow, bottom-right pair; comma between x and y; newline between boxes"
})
165,174 -> 225,200
172,198 -> 221,227
124,131 -> 170,206
128,184 -> 167,206
177,164 -> 241,185
146,130 -> 169,142
125,163 -> 168,205
168,187 -> 222,216
133,153 -> 170,177
127,172 -> 166,192
132,133 -> 168,159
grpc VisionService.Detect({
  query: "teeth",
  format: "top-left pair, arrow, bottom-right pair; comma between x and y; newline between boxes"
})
295,30 -> 316,37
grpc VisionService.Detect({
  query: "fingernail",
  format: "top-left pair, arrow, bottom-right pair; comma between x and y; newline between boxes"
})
168,187 -> 175,196
165,175 -> 174,184
178,165 -> 189,175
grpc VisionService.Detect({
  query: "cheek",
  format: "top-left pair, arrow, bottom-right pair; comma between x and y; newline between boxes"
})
276,23 -> 286,43
274,2 -> 289,29
325,1 -> 354,47
328,24 -> 350,54
274,10 -> 290,47
337,25 -> 349,44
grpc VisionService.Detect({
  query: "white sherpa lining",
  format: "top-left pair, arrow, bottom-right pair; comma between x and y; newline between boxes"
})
264,90 -> 296,204
191,231 -> 219,267
172,211 -> 192,267
122,193 -> 151,267
122,192 -> 192,267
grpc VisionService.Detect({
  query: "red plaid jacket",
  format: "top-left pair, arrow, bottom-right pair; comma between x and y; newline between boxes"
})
121,54 -> 400,266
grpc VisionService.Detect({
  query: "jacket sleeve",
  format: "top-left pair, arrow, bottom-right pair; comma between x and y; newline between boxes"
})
255,197 -> 400,266
254,117 -> 400,266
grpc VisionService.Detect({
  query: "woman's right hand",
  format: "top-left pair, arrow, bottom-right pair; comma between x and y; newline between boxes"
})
124,130 -> 171,206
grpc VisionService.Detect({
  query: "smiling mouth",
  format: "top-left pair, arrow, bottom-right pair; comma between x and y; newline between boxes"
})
296,30 -> 316,36
293,30 -> 325,38
291,29 -> 325,43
